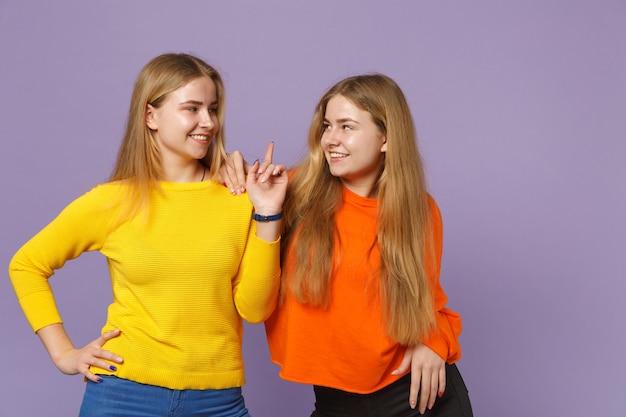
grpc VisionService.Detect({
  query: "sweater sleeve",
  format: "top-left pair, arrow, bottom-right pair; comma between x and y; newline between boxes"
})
231,221 -> 281,324
421,197 -> 463,363
8,186 -> 111,333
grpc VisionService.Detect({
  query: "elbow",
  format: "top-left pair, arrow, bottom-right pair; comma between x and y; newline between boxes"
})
239,302 -> 277,324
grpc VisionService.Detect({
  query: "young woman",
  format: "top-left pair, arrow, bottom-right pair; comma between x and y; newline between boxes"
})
222,74 -> 473,417
8,53 -> 287,417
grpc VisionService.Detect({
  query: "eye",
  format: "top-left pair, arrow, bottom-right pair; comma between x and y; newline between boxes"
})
208,108 -> 218,115
188,107 -> 198,113
342,125 -> 352,131
322,123 -> 331,130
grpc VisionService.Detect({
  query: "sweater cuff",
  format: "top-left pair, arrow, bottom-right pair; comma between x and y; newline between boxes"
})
18,291 -> 63,333
422,330 -> 449,362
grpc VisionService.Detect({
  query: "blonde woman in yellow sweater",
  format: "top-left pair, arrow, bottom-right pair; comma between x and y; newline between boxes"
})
8,53 -> 287,417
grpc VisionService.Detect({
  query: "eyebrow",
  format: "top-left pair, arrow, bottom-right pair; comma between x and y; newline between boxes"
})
179,100 -> 218,106
324,117 -> 360,124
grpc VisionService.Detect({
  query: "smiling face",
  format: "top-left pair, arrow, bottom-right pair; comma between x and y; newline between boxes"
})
321,94 -> 387,197
145,76 -> 218,168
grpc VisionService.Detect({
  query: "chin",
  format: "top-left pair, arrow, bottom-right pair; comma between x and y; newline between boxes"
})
328,169 -> 346,179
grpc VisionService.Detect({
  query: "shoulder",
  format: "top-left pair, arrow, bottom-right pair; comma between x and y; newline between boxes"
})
85,181 -> 128,202
426,193 -> 441,217
62,182 -> 128,213
425,193 -> 443,240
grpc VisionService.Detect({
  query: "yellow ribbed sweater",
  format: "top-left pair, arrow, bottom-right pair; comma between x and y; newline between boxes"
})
8,180 -> 280,390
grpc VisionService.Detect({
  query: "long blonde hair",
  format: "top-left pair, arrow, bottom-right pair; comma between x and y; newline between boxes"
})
109,53 -> 227,218
283,74 -> 436,345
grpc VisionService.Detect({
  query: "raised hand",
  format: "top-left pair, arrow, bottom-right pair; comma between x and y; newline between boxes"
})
256,142 -> 287,183
245,142 -> 288,242
219,142 -> 287,195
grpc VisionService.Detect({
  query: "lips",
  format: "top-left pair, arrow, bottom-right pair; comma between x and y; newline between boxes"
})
329,152 -> 348,159
189,134 -> 210,143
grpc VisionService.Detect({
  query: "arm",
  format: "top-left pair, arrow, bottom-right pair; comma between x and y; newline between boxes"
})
8,186 -> 124,380
9,189 -> 107,331
232,229 -> 281,323
232,144 -> 288,323
420,197 -> 462,363
246,158 -> 287,242
392,197 -> 463,413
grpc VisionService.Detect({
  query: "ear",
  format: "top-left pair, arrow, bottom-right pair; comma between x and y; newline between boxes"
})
145,104 -> 158,130
380,134 -> 387,153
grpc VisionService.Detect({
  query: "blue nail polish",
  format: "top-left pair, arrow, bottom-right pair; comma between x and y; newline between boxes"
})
109,365 -> 117,371
97,377 -> 103,383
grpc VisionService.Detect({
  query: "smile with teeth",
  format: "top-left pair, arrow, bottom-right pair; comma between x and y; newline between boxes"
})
329,152 -> 348,159
189,134 -> 210,142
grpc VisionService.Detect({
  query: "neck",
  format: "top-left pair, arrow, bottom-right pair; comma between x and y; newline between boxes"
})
161,161 -> 206,183
341,180 -> 378,198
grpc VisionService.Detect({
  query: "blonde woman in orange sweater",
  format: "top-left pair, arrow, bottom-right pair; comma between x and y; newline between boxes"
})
222,74 -> 472,417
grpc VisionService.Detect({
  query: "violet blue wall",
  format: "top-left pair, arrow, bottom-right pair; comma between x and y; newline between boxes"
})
1,1 -> 624,416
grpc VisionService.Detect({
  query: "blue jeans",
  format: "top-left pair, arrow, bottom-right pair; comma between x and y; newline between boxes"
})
79,375 -> 251,417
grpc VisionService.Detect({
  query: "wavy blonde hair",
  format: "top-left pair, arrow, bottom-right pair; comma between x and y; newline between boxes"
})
109,53 -> 227,218
283,74 -> 436,345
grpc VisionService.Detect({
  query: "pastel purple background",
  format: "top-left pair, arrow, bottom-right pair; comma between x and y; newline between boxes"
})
1,1 -> 624,416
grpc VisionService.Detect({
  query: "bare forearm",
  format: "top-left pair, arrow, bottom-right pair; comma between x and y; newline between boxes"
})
36,323 -> 75,366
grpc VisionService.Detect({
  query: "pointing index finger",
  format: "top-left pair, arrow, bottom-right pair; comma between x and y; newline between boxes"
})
263,141 -> 274,164
258,141 -> 274,175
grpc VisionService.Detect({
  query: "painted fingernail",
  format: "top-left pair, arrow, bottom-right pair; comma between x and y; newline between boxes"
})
438,391 -> 443,398
97,377 -> 103,383
109,365 -> 117,371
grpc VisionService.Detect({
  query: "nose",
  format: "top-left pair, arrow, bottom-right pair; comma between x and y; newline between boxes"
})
321,126 -> 339,148
199,109 -> 216,129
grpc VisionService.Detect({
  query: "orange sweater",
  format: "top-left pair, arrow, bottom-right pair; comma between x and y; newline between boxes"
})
265,187 -> 462,394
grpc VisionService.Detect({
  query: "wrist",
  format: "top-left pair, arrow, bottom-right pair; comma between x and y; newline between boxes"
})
252,211 -> 283,222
